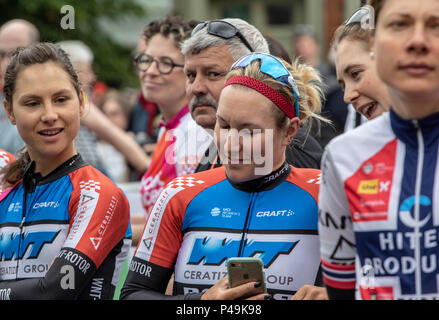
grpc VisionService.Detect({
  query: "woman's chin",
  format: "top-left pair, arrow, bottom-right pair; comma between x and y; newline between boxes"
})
225,164 -> 256,182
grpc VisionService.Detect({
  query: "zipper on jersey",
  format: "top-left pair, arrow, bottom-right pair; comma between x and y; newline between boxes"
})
413,119 -> 424,296
238,193 -> 257,257
15,190 -> 27,279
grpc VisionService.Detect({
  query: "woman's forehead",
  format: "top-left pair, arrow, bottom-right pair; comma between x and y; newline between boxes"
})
14,62 -> 75,97
217,85 -> 276,124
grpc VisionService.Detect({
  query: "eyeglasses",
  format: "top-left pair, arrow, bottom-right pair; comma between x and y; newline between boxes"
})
346,6 -> 371,26
134,53 -> 184,74
231,52 -> 300,118
191,20 -> 254,53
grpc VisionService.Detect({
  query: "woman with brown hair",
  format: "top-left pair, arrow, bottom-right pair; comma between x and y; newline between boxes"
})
333,6 -> 391,120
0,43 -> 131,299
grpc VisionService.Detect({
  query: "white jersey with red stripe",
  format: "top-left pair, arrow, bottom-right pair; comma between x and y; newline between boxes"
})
139,106 -> 212,218
319,109 -> 439,300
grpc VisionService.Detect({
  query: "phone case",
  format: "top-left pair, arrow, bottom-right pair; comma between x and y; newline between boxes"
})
227,257 -> 267,294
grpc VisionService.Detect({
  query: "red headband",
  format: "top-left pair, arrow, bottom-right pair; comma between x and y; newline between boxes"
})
224,75 -> 296,119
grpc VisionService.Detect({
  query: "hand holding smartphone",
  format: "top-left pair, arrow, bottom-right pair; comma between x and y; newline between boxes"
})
226,257 -> 267,298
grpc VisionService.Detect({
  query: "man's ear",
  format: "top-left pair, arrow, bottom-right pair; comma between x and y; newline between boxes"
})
282,117 -> 300,147
4,99 -> 16,125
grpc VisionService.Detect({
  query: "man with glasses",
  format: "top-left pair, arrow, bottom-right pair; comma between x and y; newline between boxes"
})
0,19 -> 39,155
181,18 -> 323,172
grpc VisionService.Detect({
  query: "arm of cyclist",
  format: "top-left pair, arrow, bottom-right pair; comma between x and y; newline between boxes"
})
318,149 -> 356,300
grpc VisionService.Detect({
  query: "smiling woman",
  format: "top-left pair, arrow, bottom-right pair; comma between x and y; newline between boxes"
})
0,43 -> 131,300
332,15 -> 391,120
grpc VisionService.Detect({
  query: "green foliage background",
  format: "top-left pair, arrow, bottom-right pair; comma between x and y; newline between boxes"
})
0,0 -> 146,89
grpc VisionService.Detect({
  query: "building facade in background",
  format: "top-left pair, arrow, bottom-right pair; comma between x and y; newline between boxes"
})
173,0 -> 362,62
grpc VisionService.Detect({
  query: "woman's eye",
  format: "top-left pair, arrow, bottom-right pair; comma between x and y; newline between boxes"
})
25,101 -> 39,107
351,70 -> 361,80
55,96 -> 68,103
389,20 -> 407,29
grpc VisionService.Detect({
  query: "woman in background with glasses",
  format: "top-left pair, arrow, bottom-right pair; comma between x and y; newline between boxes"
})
135,16 -> 212,220
121,53 -> 329,300
333,6 -> 391,120
319,0 -> 439,300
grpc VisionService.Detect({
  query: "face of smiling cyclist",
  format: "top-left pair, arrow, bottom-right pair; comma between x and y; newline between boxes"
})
215,85 -> 293,182
5,61 -> 84,175
336,38 -> 390,120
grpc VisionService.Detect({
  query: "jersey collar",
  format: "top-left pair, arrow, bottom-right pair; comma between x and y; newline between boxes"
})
227,162 -> 291,193
390,108 -> 439,148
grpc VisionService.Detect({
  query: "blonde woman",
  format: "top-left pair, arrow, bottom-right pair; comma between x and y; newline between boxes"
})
122,53 -> 328,300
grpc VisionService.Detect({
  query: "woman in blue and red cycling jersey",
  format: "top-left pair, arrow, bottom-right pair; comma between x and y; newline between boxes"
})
319,0 -> 439,300
121,52 -> 329,300
0,43 -> 131,300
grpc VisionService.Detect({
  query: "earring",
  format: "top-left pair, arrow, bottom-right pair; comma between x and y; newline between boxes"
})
370,51 -> 375,59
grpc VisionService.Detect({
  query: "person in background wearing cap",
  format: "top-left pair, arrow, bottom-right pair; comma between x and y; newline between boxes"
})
0,19 -> 38,155
121,52 -> 328,300
182,18 -> 324,173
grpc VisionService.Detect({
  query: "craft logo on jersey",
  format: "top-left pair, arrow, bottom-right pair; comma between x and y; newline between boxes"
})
0,230 -> 60,260
187,237 -> 298,268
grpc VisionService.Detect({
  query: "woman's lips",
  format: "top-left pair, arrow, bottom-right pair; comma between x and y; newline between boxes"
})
399,63 -> 434,76
357,101 -> 377,119
143,81 -> 161,89
38,128 -> 63,141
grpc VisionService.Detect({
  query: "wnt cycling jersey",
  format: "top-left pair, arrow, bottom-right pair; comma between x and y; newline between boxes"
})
0,154 -> 131,300
122,163 -> 322,300
319,109 -> 439,300
140,105 -> 212,217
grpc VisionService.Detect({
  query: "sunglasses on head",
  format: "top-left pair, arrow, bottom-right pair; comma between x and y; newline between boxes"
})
345,6 -> 371,26
191,20 -> 254,53
231,52 -> 300,118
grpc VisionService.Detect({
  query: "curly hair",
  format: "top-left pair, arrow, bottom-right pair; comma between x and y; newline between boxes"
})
143,16 -> 199,49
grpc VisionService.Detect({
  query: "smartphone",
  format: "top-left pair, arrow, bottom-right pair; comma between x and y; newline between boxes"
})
227,257 -> 266,297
